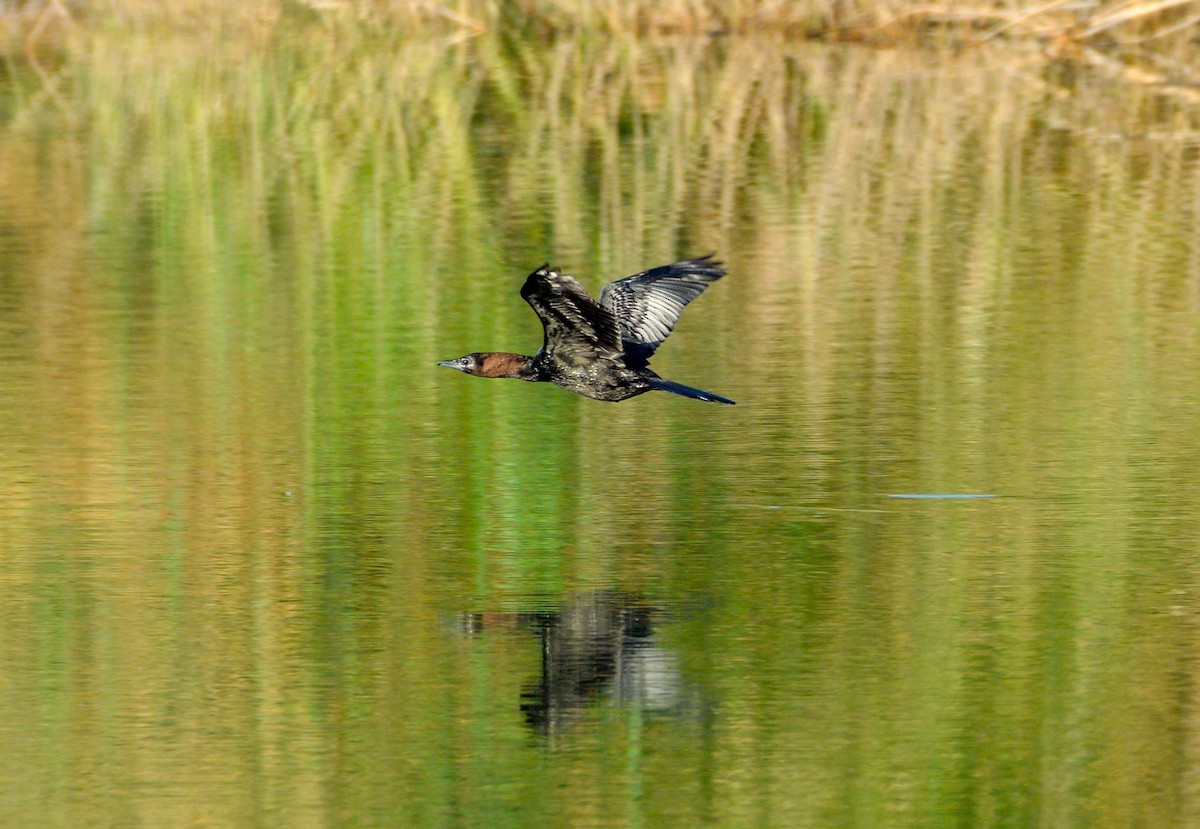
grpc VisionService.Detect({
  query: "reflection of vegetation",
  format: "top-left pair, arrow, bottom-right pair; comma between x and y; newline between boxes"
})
1,22 -> 1200,829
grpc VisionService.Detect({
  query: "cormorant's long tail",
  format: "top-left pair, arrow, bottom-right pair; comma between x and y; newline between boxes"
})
646,377 -> 735,405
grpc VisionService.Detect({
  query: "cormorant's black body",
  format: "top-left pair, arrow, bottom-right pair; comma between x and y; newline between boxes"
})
438,255 -> 734,405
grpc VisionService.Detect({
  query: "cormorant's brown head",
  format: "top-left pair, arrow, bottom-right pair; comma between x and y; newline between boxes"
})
437,352 -> 534,379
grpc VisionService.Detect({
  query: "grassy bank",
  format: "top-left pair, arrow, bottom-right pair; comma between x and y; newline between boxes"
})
4,0 -> 1200,47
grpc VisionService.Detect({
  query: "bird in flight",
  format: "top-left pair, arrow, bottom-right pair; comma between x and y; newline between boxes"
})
438,255 -> 735,404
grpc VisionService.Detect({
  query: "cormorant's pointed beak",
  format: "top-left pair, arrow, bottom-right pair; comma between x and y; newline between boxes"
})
438,357 -> 470,372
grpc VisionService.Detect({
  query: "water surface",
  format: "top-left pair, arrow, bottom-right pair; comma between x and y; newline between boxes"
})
2,24 -> 1200,828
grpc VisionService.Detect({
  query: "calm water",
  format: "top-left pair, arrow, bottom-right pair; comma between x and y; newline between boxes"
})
3,23 -> 1200,828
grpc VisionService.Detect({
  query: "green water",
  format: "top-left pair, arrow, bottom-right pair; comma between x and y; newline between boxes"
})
2,23 -> 1200,828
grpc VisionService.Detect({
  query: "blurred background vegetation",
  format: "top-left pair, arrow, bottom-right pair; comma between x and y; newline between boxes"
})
4,0 -> 1200,47
5,0 -> 1200,43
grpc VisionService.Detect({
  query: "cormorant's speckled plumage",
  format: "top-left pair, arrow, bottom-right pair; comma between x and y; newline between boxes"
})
438,255 -> 734,404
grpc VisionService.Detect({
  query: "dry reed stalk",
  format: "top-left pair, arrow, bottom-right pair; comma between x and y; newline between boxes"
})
1,0 -> 1198,50
1117,8 -> 1200,39
976,0 -> 1081,41
1079,0 -> 1198,34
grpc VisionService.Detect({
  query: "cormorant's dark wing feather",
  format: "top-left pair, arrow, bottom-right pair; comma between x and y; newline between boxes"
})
520,264 -> 623,356
598,254 -> 726,362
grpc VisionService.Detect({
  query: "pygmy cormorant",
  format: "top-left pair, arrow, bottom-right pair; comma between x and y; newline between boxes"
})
438,255 -> 735,404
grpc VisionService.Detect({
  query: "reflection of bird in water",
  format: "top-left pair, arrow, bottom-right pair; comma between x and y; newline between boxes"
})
461,592 -> 694,735
438,256 -> 735,404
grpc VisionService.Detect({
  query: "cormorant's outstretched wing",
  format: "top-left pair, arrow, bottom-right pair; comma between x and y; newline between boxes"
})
521,264 -> 623,357
598,254 -> 726,364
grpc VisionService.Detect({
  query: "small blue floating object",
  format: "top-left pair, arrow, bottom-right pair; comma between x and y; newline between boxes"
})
887,494 -> 998,500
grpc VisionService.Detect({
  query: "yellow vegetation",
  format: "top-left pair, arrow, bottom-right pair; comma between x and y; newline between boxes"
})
2,0 -> 1199,46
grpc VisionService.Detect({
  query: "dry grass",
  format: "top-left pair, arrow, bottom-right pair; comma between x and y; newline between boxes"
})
1,0 -> 1199,46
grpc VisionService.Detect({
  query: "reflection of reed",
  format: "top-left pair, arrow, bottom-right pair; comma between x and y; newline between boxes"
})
3,24 -> 1199,596
2,25 -> 1198,538
1,26 -> 1200,827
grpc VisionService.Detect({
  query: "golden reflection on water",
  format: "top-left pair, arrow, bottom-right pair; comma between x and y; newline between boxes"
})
1,23 -> 1200,828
